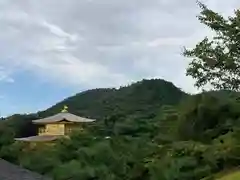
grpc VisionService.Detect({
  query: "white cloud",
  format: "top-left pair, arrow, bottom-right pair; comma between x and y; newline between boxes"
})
0,0 -> 239,93
0,67 -> 14,83
147,37 -> 187,47
41,20 -> 81,44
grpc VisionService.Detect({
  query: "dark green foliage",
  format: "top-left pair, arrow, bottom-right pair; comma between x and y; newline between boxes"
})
0,79 -> 187,140
41,79 -> 187,120
176,93 -> 240,142
0,142 -> 24,164
2,91 -> 239,180
184,2 -> 240,91
1,81 -> 240,180
0,78 -> 189,180
0,114 -> 39,138
2,80 -> 240,180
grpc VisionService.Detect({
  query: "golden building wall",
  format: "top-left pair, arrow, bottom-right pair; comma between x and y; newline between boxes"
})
39,124 -> 65,136
38,123 -> 83,136
38,126 -> 46,136
64,124 -> 83,135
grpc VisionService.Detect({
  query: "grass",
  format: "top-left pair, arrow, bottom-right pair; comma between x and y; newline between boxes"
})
216,171 -> 240,180
202,168 -> 240,180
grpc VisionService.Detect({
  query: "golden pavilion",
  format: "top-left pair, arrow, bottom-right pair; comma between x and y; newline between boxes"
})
15,106 -> 95,142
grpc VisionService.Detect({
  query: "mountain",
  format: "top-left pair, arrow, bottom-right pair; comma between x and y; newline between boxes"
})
2,79 -> 239,180
0,79 -> 188,138
39,79 -> 188,120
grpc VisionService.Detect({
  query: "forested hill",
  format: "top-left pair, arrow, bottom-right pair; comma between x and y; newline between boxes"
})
39,79 -> 188,120
0,79 -> 188,139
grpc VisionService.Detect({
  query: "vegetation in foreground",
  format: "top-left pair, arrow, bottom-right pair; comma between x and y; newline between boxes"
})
217,171 -> 240,180
0,2 -> 240,180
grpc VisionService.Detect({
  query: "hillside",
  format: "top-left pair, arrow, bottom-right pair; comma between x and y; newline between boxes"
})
39,79 -> 188,120
0,79 -> 188,139
1,79 -> 240,180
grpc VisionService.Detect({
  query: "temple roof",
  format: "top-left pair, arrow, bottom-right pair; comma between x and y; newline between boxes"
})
32,112 -> 95,124
0,159 -> 52,180
15,135 -> 63,142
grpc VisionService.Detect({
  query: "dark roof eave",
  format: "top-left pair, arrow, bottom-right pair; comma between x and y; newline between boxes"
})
32,119 -> 96,124
32,112 -> 96,124
0,159 -> 52,180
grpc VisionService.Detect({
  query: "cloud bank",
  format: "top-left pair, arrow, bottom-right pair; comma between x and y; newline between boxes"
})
0,0 -> 239,93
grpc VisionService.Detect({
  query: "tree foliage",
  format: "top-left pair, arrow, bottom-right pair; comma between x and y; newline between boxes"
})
184,2 -> 240,90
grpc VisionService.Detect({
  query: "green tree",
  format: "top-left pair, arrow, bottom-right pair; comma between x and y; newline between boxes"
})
184,2 -> 240,91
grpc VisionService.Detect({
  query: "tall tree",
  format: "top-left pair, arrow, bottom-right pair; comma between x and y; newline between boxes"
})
184,2 -> 240,91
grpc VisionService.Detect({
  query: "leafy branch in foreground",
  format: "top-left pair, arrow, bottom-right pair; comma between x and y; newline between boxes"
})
184,1 -> 240,91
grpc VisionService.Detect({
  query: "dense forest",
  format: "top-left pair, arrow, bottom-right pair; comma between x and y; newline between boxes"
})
1,2 -> 240,180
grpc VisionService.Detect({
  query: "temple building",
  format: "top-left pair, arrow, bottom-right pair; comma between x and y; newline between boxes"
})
15,106 -> 95,142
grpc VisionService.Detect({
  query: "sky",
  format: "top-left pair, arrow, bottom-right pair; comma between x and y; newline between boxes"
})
0,0 -> 239,117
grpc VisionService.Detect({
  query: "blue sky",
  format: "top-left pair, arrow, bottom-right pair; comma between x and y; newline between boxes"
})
0,0 -> 239,117
0,71 -> 80,117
